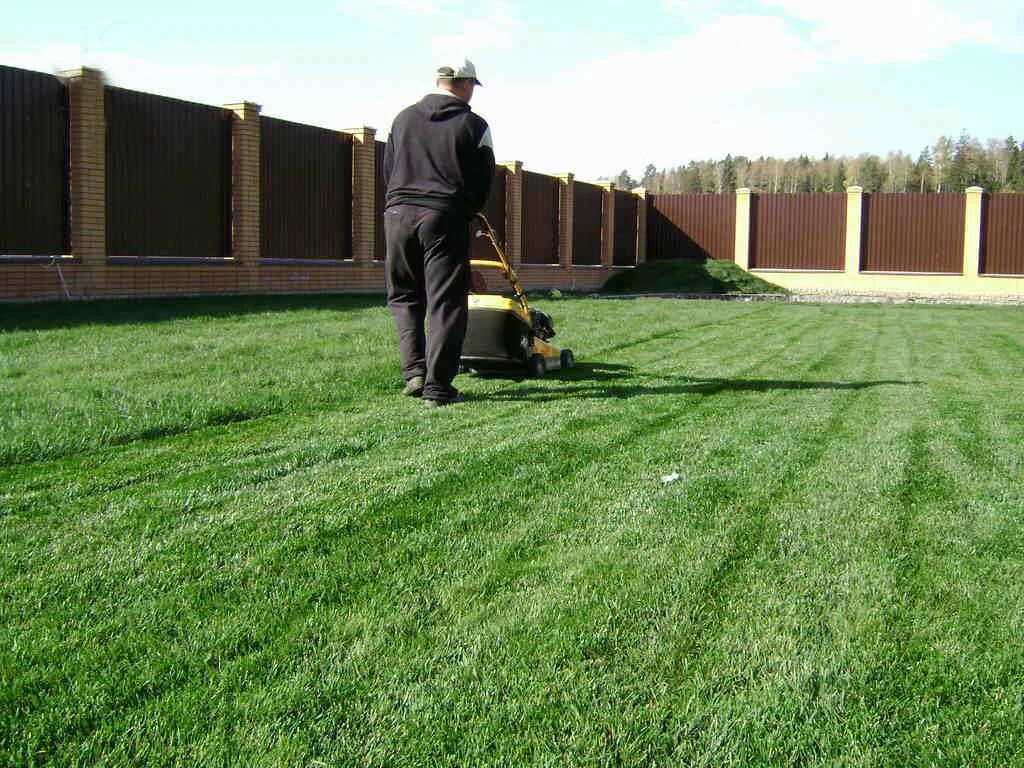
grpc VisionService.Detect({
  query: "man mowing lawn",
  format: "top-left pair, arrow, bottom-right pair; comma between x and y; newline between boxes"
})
383,58 -> 496,408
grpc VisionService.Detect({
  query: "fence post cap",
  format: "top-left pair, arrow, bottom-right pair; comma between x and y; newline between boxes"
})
223,101 -> 262,113
736,187 -> 752,195
342,126 -> 377,139
845,185 -> 864,193
60,66 -> 104,81
966,186 -> 985,194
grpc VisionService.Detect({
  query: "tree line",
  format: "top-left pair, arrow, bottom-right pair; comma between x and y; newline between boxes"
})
610,132 -> 1024,195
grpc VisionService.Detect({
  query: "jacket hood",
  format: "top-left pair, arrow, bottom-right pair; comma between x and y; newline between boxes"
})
417,93 -> 471,122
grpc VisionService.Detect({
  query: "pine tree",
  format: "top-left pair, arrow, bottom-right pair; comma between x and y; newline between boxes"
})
910,147 -> 934,193
1007,136 -> 1024,192
615,169 -> 638,190
858,155 -> 886,192
949,131 -> 974,192
681,163 -> 702,194
833,160 -> 847,192
720,155 -> 737,193
933,136 -> 953,192
796,155 -> 813,192
641,164 -> 658,191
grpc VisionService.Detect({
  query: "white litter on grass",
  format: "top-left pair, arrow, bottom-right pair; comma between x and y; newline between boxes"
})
660,473 -> 680,485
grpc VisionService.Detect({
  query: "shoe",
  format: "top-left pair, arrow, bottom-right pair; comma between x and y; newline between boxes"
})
423,392 -> 466,408
402,376 -> 424,397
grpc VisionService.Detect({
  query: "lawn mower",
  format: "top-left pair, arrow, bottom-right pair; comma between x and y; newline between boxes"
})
460,213 -> 575,378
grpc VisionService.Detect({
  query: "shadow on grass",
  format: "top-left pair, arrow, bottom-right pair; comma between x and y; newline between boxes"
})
479,362 -> 919,401
0,294 -> 386,332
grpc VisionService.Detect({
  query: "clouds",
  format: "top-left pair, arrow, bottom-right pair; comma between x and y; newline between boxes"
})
0,44 -> 275,84
428,2 -> 526,58
4,0 -> 1018,182
484,13 -> 825,178
338,0 -> 446,17
338,0 -> 525,58
762,0 -> 1004,62
480,1 -> 1018,180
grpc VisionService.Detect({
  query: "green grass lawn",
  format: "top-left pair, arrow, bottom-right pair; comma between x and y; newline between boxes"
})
2,295 -> 1023,766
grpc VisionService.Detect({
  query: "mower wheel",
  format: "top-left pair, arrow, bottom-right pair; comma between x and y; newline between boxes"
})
529,354 -> 547,378
560,349 -> 575,370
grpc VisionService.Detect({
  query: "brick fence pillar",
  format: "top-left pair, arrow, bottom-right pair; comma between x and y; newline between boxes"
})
62,67 -> 106,295
600,182 -> 616,268
500,161 -> 523,268
734,187 -> 752,270
224,102 -> 261,270
633,188 -> 647,265
844,185 -> 863,275
557,173 -> 574,268
963,186 -> 984,278
344,127 -> 377,263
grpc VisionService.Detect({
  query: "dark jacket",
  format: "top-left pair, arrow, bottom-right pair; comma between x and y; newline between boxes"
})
383,93 -> 495,218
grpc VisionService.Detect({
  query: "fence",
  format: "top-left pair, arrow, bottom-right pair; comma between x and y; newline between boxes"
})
647,194 -> 734,262
260,117 -> 352,262
572,181 -> 603,266
750,194 -> 845,271
105,87 -> 232,259
1,64 -> 639,301
0,65 -> 69,256
981,194 -> 1024,276
521,171 -> 560,265
4,61 -> 1024,301
648,187 -> 1024,297
860,194 -> 964,274
470,166 -> 507,263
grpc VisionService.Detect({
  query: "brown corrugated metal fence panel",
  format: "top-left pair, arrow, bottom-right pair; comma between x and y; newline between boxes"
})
105,87 -> 231,258
613,190 -> 637,265
861,193 -> 964,273
750,194 -> 845,270
646,194 -> 735,261
0,65 -> 69,255
260,117 -> 352,260
521,171 -> 559,264
981,194 -> 1024,275
470,167 -> 507,261
572,181 -> 603,265
375,139 -> 386,261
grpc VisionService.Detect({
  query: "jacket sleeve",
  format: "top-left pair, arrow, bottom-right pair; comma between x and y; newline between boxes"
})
464,122 -> 496,215
382,131 -> 395,194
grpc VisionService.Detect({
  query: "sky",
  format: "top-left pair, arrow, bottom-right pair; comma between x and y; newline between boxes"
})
3,0 -> 1023,183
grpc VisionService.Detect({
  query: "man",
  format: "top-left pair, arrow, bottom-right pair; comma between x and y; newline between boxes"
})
383,58 -> 496,408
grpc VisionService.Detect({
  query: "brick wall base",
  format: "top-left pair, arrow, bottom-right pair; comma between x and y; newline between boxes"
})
2,259 -> 623,301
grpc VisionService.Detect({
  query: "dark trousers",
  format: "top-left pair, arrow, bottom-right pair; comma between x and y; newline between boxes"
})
385,205 -> 470,401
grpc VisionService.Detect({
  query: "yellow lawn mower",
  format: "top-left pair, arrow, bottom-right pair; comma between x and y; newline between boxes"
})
460,213 -> 575,378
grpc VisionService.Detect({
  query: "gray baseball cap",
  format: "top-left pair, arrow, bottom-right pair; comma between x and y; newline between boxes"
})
437,58 -> 482,86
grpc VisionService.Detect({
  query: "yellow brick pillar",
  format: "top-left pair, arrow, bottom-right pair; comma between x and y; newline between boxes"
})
734,187 -> 751,270
600,181 -> 616,268
557,173 -> 574,268
634,188 -> 647,265
224,102 -> 261,268
344,127 -> 377,263
500,161 -> 523,268
963,186 -> 984,278
844,185 -> 863,275
62,67 -> 107,295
